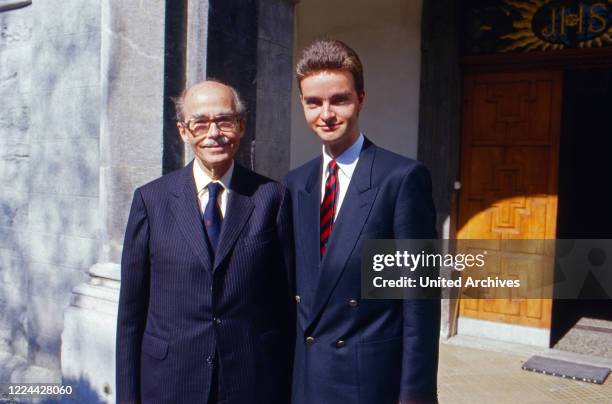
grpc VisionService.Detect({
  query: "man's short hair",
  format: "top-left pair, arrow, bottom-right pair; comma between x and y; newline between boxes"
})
295,39 -> 364,95
173,79 -> 246,122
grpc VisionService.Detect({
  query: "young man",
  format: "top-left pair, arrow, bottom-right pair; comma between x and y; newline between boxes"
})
285,39 -> 440,404
117,80 -> 294,404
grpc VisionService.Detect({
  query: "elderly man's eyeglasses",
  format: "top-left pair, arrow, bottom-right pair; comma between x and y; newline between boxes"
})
180,115 -> 240,136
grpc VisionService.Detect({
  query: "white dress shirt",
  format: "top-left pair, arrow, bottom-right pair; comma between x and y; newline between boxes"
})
320,133 -> 364,219
193,160 -> 234,218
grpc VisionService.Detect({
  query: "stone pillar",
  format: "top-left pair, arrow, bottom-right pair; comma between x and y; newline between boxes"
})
417,0 -> 462,339
253,0 -> 294,180
61,1 -> 167,402
206,0 -> 295,179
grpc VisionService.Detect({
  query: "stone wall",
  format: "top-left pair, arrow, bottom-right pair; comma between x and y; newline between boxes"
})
0,0 -> 100,381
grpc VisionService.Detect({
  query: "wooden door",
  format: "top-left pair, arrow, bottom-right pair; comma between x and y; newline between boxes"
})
458,71 -> 562,328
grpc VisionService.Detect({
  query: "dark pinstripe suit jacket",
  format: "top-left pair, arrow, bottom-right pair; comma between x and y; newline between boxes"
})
116,161 -> 295,404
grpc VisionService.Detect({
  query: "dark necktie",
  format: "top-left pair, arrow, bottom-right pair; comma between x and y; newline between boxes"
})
320,159 -> 339,257
204,182 -> 223,254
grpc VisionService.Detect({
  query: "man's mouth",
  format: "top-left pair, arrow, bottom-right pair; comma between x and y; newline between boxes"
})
200,136 -> 230,147
319,123 -> 340,131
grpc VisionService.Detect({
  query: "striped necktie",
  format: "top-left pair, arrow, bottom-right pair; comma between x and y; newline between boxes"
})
204,182 -> 223,254
320,159 -> 338,257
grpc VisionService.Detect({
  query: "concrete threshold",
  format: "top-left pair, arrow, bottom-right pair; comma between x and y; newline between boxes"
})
444,334 -> 612,370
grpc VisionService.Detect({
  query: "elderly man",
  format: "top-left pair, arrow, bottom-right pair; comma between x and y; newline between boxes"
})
116,80 -> 294,404
285,39 -> 440,404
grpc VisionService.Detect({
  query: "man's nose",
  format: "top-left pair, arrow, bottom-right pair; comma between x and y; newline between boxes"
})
320,103 -> 336,120
207,122 -> 221,137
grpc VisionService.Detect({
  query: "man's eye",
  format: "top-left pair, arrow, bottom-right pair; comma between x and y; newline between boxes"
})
191,122 -> 209,130
331,97 -> 349,104
304,99 -> 321,107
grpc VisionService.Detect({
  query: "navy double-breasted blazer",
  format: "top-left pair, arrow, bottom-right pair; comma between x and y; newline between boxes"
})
116,161 -> 294,404
285,138 -> 440,404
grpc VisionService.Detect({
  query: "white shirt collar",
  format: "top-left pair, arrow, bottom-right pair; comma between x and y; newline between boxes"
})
193,159 -> 234,195
322,133 -> 364,179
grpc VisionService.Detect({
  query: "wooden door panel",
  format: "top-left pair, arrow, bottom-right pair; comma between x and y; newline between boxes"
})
471,79 -> 555,144
458,71 -> 562,329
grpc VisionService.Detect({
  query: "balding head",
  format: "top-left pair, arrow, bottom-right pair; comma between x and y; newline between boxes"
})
174,80 -> 246,122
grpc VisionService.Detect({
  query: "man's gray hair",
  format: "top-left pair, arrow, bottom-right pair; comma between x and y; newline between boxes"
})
173,79 -> 247,122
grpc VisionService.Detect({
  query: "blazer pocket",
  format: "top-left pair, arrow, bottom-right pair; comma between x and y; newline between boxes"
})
242,228 -> 275,246
142,332 -> 169,360
358,334 -> 402,346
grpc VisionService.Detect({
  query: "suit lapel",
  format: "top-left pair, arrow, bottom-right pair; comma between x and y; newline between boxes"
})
170,161 -> 213,271
308,140 -> 378,327
213,164 -> 255,271
297,158 -> 322,287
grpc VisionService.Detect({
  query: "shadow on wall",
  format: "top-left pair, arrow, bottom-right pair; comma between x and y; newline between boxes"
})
1,0 -> 101,383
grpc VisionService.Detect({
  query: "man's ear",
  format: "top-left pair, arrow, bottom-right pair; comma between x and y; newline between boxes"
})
358,91 -> 365,107
177,122 -> 188,142
235,117 -> 247,139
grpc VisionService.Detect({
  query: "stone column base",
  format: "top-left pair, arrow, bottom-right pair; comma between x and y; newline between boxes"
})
61,263 -> 120,404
